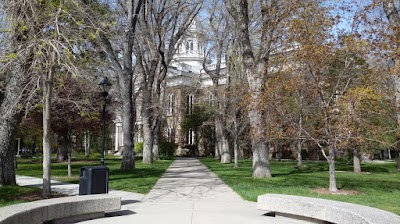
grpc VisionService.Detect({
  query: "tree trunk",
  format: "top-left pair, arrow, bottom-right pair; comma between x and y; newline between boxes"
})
275,141 -> 282,161
57,137 -> 68,162
215,143 -> 221,160
327,146 -> 338,192
0,117 -> 18,186
297,139 -> 303,167
140,62 -> 156,164
67,151 -> 72,177
142,121 -> 154,164
239,145 -> 244,159
252,140 -> 271,178
216,116 -> 231,163
0,73 -> 23,185
397,151 -> 400,171
327,157 -> 338,192
234,137 -> 238,168
84,131 -> 90,158
249,91 -> 271,178
152,122 -> 160,161
43,69 -> 54,198
141,70 -> 154,164
120,75 -> 135,170
249,98 -> 271,177
297,97 -> 304,167
353,147 -> 361,173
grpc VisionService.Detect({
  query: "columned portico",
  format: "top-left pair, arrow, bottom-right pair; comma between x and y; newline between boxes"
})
114,116 -> 123,153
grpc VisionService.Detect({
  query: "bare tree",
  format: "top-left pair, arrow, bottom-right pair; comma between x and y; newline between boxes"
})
81,0 -> 143,170
135,0 -> 202,164
202,0 -> 233,163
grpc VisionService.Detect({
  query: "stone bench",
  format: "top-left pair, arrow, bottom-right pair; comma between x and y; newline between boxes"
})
0,194 -> 121,224
257,194 -> 400,224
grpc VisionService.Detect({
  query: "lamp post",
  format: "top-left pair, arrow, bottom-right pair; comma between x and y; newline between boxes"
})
98,77 -> 112,166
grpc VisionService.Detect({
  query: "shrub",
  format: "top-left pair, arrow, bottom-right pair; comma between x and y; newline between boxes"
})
159,142 -> 177,156
135,142 -> 144,154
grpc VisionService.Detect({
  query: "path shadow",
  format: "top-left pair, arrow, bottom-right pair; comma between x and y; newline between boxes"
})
105,210 -> 136,217
121,200 -> 141,205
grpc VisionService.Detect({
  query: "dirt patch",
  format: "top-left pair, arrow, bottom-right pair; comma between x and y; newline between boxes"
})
311,188 -> 360,195
15,191 -> 68,201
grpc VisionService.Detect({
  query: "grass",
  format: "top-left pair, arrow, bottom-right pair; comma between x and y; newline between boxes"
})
0,186 -> 43,207
199,158 -> 400,215
15,155 -> 174,194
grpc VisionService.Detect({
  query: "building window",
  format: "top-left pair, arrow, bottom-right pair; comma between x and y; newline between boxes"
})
187,94 -> 194,115
167,127 -> 174,142
167,94 -> 174,116
208,93 -> 216,106
185,41 -> 189,53
187,129 -> 194,145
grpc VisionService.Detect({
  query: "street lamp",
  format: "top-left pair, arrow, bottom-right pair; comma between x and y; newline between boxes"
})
98,77 -> 112,166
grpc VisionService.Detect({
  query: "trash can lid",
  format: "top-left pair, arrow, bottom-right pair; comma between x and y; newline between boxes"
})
80,166 -> 109,171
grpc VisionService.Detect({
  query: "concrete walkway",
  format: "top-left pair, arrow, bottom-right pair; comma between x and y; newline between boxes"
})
17,158 -> 308,224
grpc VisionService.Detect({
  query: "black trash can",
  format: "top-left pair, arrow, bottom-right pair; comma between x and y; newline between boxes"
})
79,166 -> 109,195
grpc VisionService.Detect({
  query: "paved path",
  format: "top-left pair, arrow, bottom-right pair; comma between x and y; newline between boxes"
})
17,158 -> 308,224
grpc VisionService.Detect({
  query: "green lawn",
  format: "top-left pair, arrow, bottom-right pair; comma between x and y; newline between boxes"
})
0,186 -> 43,207
200,158 -> 400,215
0,156 -> 172,207
15,156 -> 174,194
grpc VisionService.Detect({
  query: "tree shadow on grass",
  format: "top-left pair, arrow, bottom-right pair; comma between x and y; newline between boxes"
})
272,164 -> 328,177
361,166 -> 390,173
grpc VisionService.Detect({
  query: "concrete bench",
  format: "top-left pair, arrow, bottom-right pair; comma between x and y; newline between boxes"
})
0,194 -> 121,224
257,194 -> 400,224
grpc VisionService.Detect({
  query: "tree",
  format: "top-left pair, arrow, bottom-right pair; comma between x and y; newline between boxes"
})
50,77 -> 101,162
225,0 -> 297,178
336,84 -> 390,173
225,57 -> 250,167
182,103 -> 213,154
288,1 -> 346,192
1,0 -> 108,196
350,0 -> 400,170
134,0 -> 202,164
203,0 -> 232,163
382,0 -> 400,171
0,0 -> 41,186
81,0 -> 143,170
261,63 -> 310,167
